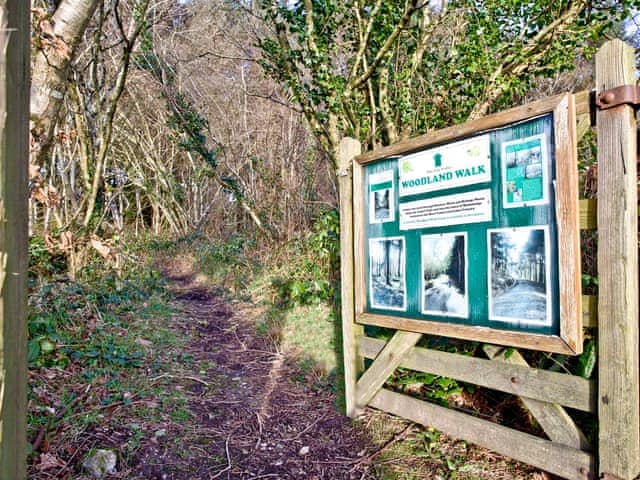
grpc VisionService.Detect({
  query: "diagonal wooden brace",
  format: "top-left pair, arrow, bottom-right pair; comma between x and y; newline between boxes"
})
355,331 -> 422,409
484,345 -> 589,451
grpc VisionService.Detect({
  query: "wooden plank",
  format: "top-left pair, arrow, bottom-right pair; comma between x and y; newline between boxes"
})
574,90 -> 591,117
357,312 -> 577,354
576,112 -> 592,141
553,94 -> 583,354
355,331 -> 422,408
359,337 -> 595,412
0,1 -> 29,479
370,389 -> 596,480
581,295 -> 597,328
337,138 -> 364,418
595,39 -> 640,480
579,199 -> 597,229
352,160 -> 366,316
356,93 -> 571,164
484,346 -> 589,450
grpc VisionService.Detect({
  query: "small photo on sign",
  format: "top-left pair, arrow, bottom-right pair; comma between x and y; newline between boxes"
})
369,237 -> 406,311
488,226 -> 551,326
501,133 -> 549,209
369,170 -> 395,224
421,233 -> 468,318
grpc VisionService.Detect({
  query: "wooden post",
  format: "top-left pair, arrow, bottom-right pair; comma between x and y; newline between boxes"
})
0,1 -> 29,478
337,137 -> 364,418
595,39 -> 640,480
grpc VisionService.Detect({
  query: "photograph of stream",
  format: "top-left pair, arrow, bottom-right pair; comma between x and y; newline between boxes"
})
421,233 -> 468,318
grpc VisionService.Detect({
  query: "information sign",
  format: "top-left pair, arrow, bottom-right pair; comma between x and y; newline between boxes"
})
352,94 -> 582,354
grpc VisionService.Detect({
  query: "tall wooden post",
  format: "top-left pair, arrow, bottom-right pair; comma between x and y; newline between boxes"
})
0,1 -> 29,478
596,39 -> 640,479
337,137 -> 364,417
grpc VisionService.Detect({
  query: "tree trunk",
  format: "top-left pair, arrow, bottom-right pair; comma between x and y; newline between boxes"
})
30,0 -> 100,166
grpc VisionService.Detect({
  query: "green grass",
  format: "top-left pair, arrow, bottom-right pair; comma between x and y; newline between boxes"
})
280,303 -> 338,374
26,262 -> 185,467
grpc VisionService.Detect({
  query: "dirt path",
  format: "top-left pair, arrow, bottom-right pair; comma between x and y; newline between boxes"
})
26,264 -> 547,479
127,274 -> 377,480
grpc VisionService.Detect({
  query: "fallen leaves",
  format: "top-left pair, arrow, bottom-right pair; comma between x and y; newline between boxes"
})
36,452 -> 66,472
31,7 -> 72,61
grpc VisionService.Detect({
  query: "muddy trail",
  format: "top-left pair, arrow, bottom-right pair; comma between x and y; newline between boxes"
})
28,268 -> 544,479
121,271 -> 545,480
125,273 -> 377,480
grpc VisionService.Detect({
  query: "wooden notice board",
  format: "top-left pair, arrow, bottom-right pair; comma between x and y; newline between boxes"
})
353,94 -> 582,354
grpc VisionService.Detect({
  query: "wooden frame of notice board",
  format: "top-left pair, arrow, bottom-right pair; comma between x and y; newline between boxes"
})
353,93 -> 582,354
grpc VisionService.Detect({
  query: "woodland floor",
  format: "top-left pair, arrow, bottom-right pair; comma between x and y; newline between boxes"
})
29,259 -> 549,480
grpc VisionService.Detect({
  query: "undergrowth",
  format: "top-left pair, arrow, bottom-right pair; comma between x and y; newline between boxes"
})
26,244 -> 180,476
181,209 -> 598,422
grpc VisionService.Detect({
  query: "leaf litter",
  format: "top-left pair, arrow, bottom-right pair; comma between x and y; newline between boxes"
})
27,266 -> 547,479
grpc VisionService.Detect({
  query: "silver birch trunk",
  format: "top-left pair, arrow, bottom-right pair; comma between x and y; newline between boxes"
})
30,0 -> 100,165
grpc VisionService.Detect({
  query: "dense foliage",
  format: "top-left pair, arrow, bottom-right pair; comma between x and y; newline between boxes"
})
257,0 -> 639,160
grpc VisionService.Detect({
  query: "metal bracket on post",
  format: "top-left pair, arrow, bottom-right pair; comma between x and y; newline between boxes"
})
595,85 -> 640,110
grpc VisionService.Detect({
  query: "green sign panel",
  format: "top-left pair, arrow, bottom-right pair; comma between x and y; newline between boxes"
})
363,114 -> 560,336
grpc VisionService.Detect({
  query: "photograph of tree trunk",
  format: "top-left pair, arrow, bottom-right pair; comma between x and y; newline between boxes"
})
488,227 -> 550,325
369,237 -> 406,311
373,188 -> 391,221
421,233 -> 468,318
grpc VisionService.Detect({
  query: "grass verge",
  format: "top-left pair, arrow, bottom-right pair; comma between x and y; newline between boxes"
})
26,263 -> 198,478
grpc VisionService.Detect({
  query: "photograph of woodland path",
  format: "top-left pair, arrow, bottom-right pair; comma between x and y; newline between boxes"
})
489,228 -> 549,324
2,0 -> 635,478
373,188 -> 391,221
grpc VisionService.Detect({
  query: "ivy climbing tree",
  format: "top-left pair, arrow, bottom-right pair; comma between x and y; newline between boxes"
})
256,0 -> 639,165
135,33 -> 271,236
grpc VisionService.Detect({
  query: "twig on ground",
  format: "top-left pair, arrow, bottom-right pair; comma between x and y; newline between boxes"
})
149,373 -> 210,387
348,422 -> 414,472
254,412 -> 264,449
210,434 -> 232,479
282,414 -> 326,441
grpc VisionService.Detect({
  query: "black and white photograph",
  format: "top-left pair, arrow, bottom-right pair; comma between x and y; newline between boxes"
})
488,227 -> 551,325
372,189 -> 391,221
369,170 -> 395,223
369,237 -> 406,311
421,233 -> 468,318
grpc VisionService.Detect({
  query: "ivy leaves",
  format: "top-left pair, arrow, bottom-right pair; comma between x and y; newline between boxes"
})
257,0 -> 636,156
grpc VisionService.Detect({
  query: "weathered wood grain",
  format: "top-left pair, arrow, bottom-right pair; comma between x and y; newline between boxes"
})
0,2 -> 29,478
581,295 -> 597,328
338,138 -> 364,418
553,94 -> 583,354
370,389 -> 596,480
573,89 -> 591,117
359,337 -> 595,412
352,160 -> 366,317
595,39 -> 640,479
483,345 -> 589,450
357,312 -> 577,354
355,331 -> 421,408
579,199 -> 596,230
